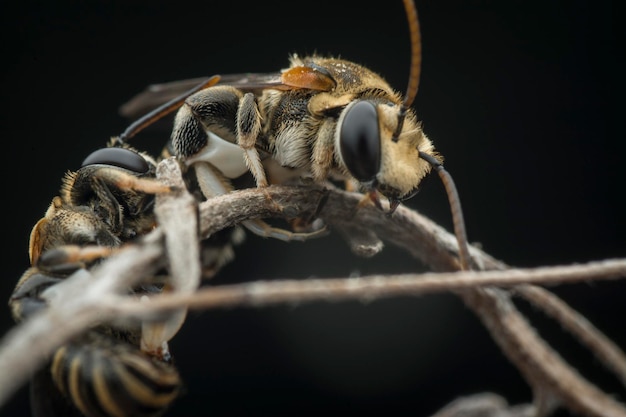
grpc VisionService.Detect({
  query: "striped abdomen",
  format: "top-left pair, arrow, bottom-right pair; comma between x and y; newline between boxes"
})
50,331 -> 181,417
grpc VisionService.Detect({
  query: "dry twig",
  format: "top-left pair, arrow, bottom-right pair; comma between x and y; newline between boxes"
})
0,157 -> 624,417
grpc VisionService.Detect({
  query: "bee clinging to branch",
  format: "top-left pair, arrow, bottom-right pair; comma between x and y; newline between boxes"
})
8,77 -> 234,417
121,0 -> 470,267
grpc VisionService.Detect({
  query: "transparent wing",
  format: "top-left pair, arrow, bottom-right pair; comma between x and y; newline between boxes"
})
119,72 -> 284,120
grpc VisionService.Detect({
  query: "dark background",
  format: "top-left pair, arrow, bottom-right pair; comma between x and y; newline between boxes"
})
0,1 -> 622,416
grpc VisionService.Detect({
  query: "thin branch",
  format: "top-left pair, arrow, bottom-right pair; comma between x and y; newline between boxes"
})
429,392 -> 534,417
462,287 -> 625,417
514,285 -> 626,388
98,259 -> 626,314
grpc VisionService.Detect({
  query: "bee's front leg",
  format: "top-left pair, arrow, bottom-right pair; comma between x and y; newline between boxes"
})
9,267 -> 64,322
236,92 -> 267,187
10,245 -> 113,322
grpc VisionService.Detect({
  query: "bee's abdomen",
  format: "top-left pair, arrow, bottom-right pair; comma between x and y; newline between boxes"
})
51,332 -> 181,417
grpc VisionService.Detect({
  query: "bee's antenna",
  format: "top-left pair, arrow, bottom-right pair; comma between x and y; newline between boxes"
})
113,75 -> 221,146
400,0 -> 421,109
419,151 -> 471,271
392,0 -> 422,143
395,0 -> 471,270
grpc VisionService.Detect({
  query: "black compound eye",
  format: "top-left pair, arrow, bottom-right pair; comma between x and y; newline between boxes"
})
81,147 -> 149,173
339,101 -> 381,182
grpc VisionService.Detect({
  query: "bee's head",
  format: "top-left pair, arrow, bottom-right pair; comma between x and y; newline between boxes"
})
333,0 -> 442,214
336,99 -> 440,213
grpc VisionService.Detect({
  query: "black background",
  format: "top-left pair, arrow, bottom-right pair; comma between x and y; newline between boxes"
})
0,1 -> 622,416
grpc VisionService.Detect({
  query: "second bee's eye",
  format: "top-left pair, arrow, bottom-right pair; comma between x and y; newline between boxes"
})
81,148 -> 149,173
339,101 -> 381,182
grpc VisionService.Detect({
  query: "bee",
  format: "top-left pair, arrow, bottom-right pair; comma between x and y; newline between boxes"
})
169,50 -> 437,215
8,77 -> 238,417
120,0 -> 469,264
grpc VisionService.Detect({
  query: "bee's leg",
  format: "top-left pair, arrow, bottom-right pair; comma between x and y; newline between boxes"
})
199,226 -> 246,278
10,267 -> 64,322
193,162 -> 326,242
242,219 -> 328,242
89,167 -> 173,195
261,120 -> 333,235
237,92 -> 268,187
311,120 -> 363,193
192,161 -> 236,199
311,119 -> 336,182
10,245 -> 112,321
344,179 -> 360,192
140,294 -> 185,359
37,245 -> 114,272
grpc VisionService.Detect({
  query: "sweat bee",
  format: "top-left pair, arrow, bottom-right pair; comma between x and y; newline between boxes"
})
120,0 -> 468,261
8,78 -> 241,417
